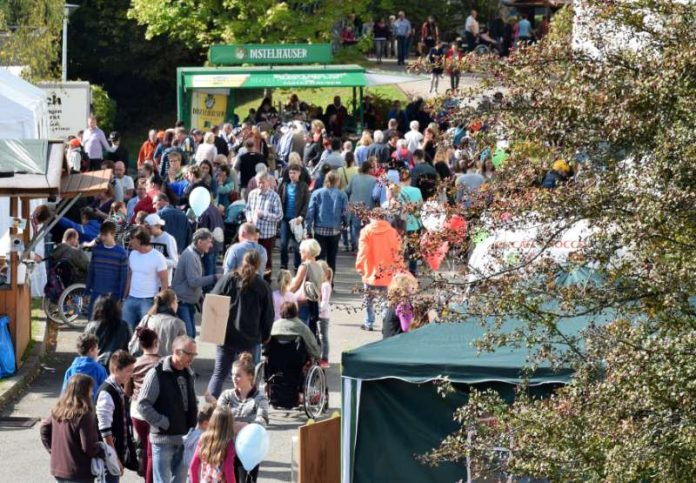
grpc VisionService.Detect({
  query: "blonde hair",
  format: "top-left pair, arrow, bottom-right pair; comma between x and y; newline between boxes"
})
198,406 -> 236,468
388,272 -> 418,301
358,130 -> 373,147
277,269 -> 292,295
311,119 -> 325,133
299,238 -> 321,258
204,132 -> 215,144
288,152 -> 302,165
317,260 -> 333,283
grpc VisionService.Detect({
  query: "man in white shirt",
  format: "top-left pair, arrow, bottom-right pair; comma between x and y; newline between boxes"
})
122,226 -> 169,330
404,121 -> 424,153
113,161 -> 135,200
465,10 -> 479,52
144,213 -> 178,282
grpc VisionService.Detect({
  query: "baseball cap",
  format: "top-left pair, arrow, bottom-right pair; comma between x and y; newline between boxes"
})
68,138 -> 81,148
144,214 -> 165,226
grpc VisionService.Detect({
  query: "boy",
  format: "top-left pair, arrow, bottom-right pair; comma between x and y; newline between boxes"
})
183,403 -> 216,470
62,333 -> 108,401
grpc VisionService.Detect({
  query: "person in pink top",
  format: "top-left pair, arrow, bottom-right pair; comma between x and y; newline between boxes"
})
189,406 -> 237,483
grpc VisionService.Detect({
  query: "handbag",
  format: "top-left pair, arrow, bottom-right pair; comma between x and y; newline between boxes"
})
295,262 -> 321,302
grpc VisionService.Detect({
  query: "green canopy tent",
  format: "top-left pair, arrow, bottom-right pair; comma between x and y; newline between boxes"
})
341,311 -> 614,483
176,64 -> 427,132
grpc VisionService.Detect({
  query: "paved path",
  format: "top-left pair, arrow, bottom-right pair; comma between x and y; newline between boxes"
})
0,247 -> 377,482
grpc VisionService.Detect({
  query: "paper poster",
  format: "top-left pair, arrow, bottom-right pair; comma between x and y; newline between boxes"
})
190,91 -> 228,131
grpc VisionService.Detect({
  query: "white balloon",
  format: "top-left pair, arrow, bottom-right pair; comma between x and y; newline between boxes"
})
421,200 -> 446,232
189,186 -> 211,217
235,423 -> 270,471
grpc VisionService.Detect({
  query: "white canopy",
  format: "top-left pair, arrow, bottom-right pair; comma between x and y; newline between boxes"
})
0,70 -> 51,295
0,69 -> 50,139
364,70 -> 429,87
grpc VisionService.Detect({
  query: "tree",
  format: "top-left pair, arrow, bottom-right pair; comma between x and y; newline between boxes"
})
128,0 -> 369,48
0,0 -> 63,80
387,1 -> 696,480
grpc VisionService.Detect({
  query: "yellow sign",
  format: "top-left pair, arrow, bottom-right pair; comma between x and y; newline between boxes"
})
191,74 -> 249,88
190,92 -> 228,130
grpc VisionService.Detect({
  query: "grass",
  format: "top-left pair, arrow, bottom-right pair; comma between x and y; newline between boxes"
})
235,85 -> 408,119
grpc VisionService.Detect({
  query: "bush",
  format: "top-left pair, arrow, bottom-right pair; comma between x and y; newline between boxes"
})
90,84 -> 117,134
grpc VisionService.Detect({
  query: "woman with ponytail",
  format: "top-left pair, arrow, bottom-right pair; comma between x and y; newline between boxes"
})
128,288 -> 186,357
206,251 -> 274,402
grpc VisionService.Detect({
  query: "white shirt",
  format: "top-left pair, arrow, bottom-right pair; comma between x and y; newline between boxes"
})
405,130 -> 424,153
151,232 -> 179,283
195,143 -> 217,165
128,248 -> 167,298
465,16 -> 479,36
119,175 -> 135,193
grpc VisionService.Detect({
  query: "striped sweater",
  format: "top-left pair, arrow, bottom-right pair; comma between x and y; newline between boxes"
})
86,242 -> 128,300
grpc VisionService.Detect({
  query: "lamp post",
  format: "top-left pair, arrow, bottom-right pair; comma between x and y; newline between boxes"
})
61,3 -> 79,82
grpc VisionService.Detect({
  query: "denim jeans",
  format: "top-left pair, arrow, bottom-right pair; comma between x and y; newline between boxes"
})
314,233 -> 340,276
363,284 -> 387,328
201,246 -> 219,292
151,442 -> 186,483
279,219 -> 301,270
397,35 -> 408,64
350,214 -> 363,251
176,302 -> 197,339
374,38 -> 386,61
122,296 -> 154,331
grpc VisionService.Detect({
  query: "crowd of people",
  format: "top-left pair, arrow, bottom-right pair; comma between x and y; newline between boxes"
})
34,72 -> 580,481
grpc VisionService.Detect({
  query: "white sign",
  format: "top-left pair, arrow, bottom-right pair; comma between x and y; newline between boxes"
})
39,82 -> 91,140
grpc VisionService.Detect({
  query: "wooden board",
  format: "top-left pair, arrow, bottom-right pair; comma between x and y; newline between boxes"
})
199,294 -> 231,345
299,416 -> 341,483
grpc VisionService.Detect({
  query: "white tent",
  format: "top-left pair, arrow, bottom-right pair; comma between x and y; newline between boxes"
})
0,69 -> 50,139
0,70 -> 51,296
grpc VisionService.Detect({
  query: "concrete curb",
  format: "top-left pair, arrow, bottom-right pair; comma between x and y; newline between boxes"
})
0,318 -> 51,412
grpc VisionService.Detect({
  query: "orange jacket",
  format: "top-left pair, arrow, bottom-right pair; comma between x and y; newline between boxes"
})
137,140 -> 158,169
355,220 -> 404,287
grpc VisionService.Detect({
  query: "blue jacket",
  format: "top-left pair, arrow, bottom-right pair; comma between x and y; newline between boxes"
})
62,356 -> 108,401
305,187 -> 348,232
57,218 -> 100,243
159,205 -> 191,254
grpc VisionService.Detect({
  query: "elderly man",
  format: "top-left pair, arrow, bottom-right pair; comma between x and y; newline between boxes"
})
138,129 -> 158,169
366,130 -> 391,166
82,115 -> 110,170
137,335 -> 198,483
245,172 -> 282,281
172,229 -> 218,338
113,161 -> 135,200
393,10 -> 413,65
223,222 -> 268,277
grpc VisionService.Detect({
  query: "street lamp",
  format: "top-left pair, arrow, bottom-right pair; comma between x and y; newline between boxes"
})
61,3 -> 79,82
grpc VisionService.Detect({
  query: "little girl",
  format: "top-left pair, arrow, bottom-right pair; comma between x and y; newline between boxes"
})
272,270 -> 298,321
383,272 -> 419,339
317,261 -> 333,368
189,406 -> 237,483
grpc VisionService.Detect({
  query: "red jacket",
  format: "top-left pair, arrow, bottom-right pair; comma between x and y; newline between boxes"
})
356,219 -> 404,287
130,195 -> 155,224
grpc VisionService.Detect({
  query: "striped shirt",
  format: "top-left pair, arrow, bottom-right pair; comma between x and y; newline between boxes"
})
86,242 -> 129,300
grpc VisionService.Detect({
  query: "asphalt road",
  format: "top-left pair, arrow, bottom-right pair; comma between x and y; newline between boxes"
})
0,246 -> 379,482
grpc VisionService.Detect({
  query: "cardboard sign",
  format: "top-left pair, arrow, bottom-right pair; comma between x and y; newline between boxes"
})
199,294 -> 231,345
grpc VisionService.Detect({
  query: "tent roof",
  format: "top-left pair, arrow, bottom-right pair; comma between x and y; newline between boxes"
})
0,140 -> 65,197
342,312 -> 613,385
179,64 -> 427,89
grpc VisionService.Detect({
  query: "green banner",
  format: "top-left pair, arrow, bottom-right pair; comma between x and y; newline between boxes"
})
187,71 -> 367,89
209,44 -> 332,65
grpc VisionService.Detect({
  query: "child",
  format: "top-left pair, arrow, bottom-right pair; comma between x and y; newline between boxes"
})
189,406 -> 237,483
62,333 -> 108,401
183,403 -> 216,473
382,272 -> 419,339
316,261 -> 333,369
272,269 -> 298,321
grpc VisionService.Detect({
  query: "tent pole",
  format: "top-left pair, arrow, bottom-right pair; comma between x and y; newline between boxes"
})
352,86 -> 357,132
358,87 -> 364,133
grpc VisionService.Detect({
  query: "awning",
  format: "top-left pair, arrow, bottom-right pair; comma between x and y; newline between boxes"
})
181,64 -> 427,90
0,140 -> 65,197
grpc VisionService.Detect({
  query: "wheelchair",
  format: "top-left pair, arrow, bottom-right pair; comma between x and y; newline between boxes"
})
255,335 -> 328,419
42,258 -> 89,329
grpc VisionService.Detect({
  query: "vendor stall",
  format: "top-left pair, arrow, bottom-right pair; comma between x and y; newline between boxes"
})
340,312 -> 613,483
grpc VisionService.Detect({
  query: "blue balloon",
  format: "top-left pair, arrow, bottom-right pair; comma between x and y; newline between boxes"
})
235,423 -> 269,471
189,186 -> 211,217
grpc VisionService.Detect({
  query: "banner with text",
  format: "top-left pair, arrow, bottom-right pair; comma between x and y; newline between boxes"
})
39,82 -> 91,140
209,44 -> 332,65
190,91 -> 228,130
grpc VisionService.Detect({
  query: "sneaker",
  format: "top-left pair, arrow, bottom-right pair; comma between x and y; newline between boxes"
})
319,359 -> 330,369
360,324 -> 373,331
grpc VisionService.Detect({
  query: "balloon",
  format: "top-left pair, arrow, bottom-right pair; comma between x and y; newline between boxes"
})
189,186 -> 211,217
235,423 -> 269,471
492,148 -> 508,168
424,241 -> 449,271
472,229 -> 490,246
421,201 -> 446,232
